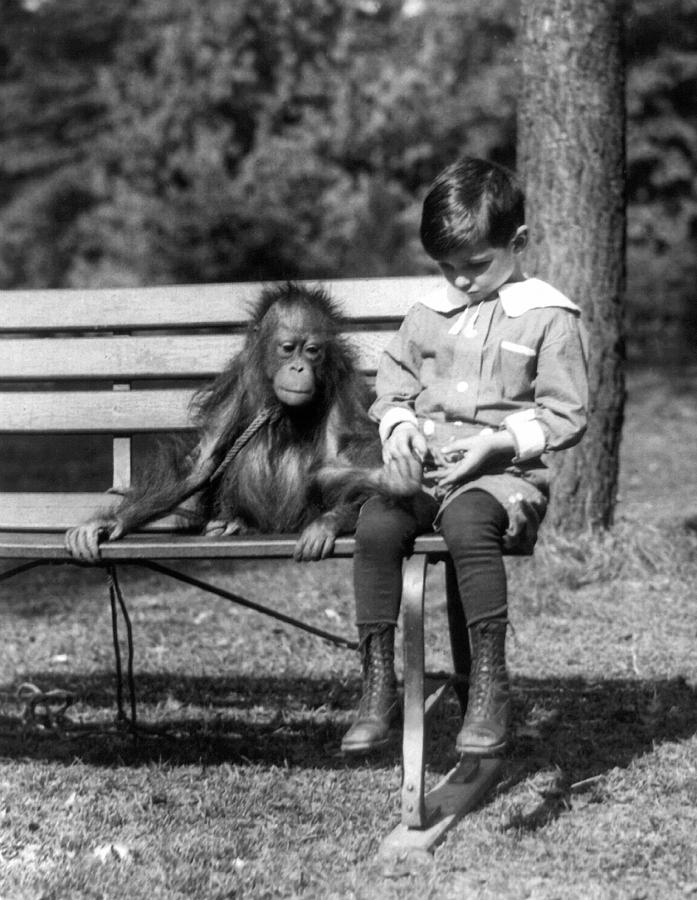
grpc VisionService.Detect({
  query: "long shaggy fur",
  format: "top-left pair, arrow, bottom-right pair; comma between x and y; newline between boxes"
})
115,282 -> 384,535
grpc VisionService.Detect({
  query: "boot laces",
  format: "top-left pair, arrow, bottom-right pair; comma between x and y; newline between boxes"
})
358,632 -> 395,716
469,626 -> 506,714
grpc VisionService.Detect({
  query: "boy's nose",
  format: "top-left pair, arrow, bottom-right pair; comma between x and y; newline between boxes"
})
454,275 -> 470,289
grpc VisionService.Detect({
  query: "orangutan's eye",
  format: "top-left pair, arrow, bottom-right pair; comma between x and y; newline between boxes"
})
304,343 -> 323,360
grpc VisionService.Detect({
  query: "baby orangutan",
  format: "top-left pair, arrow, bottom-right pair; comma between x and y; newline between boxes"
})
65,282 -> 421,564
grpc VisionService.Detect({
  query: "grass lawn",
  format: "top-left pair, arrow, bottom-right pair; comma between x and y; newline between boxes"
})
1,366 -> 697,899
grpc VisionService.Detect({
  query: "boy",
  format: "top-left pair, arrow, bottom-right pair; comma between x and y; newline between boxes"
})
342,157 -> 588,755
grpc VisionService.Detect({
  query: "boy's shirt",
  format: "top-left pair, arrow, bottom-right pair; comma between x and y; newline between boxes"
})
371,277 -> 589,467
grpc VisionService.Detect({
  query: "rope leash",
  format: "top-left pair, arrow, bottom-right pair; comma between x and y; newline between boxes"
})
10,569 -> 157,741
103,407 -> 277,519
6,570 -> 137,740
100,408 -> 277,734
98,410 -> 277,736
107,565 -> 137,734
5,405 -> 357,742
16,682 -> 76,733
209,405 -> 278,483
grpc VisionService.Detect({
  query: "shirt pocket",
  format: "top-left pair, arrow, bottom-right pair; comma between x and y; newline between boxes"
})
499,340 -> 537,401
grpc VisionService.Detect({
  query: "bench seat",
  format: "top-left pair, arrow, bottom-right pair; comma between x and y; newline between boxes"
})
0,530 -> 450,561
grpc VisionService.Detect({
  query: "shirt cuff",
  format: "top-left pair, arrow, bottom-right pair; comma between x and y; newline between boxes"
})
503,409 -> 546,461
379,407 -> 419,443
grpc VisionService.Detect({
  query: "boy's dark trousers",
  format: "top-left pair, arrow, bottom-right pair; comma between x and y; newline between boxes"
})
341,489 -> 510,755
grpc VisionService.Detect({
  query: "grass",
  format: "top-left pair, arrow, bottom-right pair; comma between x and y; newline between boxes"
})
2,365 -> 697,899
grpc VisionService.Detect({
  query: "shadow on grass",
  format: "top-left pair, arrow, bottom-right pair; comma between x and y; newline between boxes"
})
0,670 -> 361,768
1,670 -> 696,791
431,672 -> 697,831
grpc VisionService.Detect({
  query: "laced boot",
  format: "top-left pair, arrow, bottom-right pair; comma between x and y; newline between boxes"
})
455,620 -> 510,756
341,624 -> 399,753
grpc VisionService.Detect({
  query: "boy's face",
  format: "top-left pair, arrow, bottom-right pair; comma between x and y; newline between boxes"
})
435,226 -> 527,303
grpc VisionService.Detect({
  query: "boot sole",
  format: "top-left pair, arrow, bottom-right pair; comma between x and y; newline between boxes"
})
456,739 -> 507,757
340,736 -> 390,754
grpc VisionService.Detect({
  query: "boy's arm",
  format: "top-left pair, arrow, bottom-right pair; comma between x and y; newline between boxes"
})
370,307 -> 424,441
367,308 -> 430,486
436,314 -> 588,488
503,312 -> 589,462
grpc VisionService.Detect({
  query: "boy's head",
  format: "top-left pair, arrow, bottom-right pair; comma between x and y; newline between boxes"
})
420,157 -> 528,301
420,157 -> 525,256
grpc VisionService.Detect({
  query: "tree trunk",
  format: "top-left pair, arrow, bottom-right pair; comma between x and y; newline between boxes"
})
517,0 -> 626,531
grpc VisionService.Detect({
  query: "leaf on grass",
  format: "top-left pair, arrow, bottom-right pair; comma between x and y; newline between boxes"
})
163,694 -> 183,712
641,689 -> 665,728
20,843 -> 40,864
515,725 -> 543,739
93,842 -> 133,864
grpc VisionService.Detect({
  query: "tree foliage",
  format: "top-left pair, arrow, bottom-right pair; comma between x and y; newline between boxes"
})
625,0 -> 697,356
0,0 -> 695,358
0,0 -> 518,286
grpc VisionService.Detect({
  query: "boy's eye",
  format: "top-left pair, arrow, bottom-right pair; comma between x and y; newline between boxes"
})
439,259 -> 489,274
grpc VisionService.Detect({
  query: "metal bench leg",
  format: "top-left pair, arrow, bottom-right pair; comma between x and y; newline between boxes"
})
400,553 -> 429,828
379,554 -> 503,863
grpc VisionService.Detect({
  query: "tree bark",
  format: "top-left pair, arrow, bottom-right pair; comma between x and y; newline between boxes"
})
517,0 -> 626,531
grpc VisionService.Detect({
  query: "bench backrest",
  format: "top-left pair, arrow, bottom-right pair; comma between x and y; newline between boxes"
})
0,276 -> 439,531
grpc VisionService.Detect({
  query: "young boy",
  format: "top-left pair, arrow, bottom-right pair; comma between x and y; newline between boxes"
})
341,157 -> 589,755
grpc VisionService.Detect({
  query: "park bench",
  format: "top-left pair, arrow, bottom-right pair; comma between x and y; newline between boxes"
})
0,276 -> 502,857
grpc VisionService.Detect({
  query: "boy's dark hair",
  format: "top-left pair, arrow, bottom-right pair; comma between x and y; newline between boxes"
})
420,157 -> 525,258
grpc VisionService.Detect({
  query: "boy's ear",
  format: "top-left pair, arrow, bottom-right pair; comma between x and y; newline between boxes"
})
512,225 -> 528,252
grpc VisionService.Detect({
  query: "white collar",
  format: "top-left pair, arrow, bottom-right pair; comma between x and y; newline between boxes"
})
419,277 -> 580,318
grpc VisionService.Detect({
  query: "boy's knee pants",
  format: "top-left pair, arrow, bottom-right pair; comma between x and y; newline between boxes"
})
353,489 -> 508,628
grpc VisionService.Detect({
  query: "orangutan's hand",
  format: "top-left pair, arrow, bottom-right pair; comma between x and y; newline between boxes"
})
64,517 -> 125,564
378,456 -> 423,496
379,424 -> 426,495
294,514 -> 340,561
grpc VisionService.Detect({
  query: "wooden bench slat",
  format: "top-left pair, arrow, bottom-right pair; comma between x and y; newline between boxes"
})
0,277 -> 439,332
0,389 -> 195,433
0,335 -> 241,380
0,282 -> 264,332
0,529 -> 449,560
0,331 -> 394,380
0,492 -> 114,530
0,492 -> 185,531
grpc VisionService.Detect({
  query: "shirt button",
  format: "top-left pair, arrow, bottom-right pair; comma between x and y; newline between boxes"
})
453,420 -> 464,427
456,381 -> 468,392
423,419 -> 435,436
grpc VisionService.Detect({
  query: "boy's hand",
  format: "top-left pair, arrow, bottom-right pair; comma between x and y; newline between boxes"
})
432,429 -> 516,489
